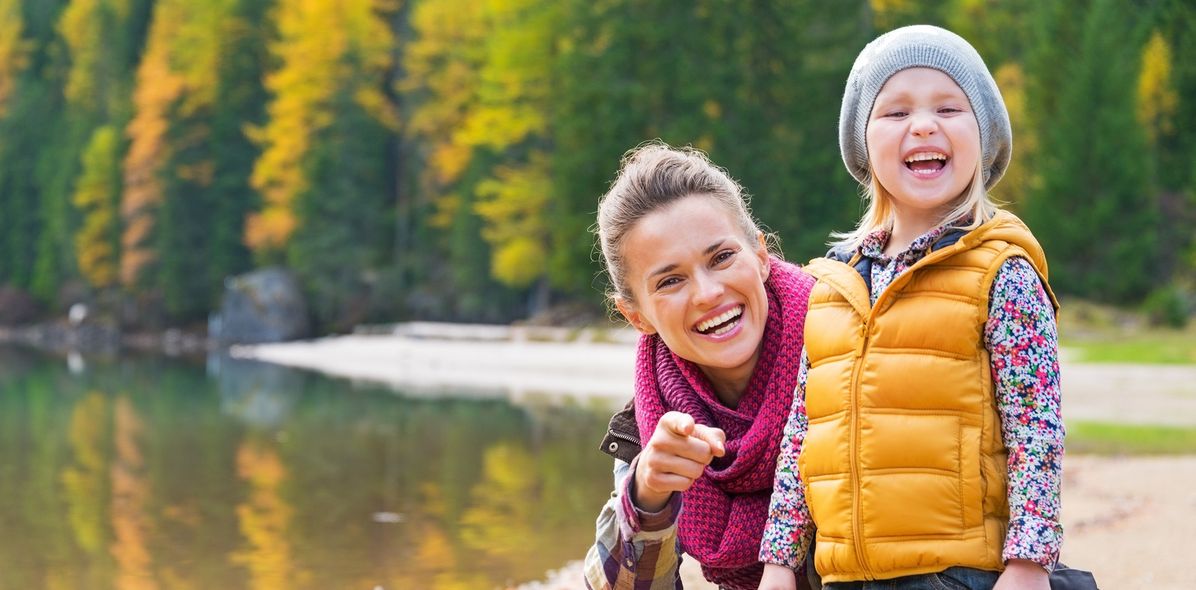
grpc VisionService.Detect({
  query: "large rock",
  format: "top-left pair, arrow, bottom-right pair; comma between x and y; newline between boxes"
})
215,268 -> 310,345
0,286 -> 40,326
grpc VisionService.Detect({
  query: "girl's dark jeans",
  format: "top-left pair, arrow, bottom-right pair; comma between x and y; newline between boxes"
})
822,567 -> 1000,590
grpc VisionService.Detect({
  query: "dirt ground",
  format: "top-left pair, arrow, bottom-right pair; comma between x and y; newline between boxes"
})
522,360 -> 1196,590
529,454 -> 1196,589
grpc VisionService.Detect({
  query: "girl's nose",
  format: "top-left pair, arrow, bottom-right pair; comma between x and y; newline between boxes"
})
910,111 -> 938,136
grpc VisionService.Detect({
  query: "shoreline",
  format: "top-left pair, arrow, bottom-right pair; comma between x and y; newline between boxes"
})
232,323 -> 1196,426
231,323 -> 641,405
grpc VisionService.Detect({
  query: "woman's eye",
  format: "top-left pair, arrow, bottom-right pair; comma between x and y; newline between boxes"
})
713,249 -> 735,264
656,276 -> 680,290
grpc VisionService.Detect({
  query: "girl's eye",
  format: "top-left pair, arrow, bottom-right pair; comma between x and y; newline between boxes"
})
882,110 -> 907,118
939,107 -> 963,114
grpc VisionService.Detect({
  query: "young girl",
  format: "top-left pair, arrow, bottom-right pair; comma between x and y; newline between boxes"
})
583,143 -> 817,589
758,25 -> 1064,590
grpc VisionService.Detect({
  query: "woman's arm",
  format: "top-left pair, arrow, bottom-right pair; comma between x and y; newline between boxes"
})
584,458 -> 684,590
985,257 -> 1064,582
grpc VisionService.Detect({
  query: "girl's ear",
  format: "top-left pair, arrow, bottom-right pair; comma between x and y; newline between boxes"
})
615,297 -> 656,335
755,232 -> 771,282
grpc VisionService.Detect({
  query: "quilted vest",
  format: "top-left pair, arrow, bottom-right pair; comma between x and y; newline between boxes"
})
799,211 -> 1058,583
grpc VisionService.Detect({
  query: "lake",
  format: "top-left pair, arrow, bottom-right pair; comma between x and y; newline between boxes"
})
0,346 -> 620,589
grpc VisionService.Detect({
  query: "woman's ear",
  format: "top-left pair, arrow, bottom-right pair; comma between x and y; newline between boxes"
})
756,232 -> 771,281
615,297 -> 656,335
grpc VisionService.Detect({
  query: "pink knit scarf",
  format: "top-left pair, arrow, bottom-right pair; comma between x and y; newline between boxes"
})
633,257 -> 814,590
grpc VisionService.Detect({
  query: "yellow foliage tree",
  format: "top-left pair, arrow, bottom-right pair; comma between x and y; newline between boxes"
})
463,0 -> 559,292
231,440 -> 296,590
58,0 -> 133,116
61,392 -> 112,556
474,155 -> 551,288
0,0 -> 28,117
109,396 -> 157,590
401,0 -> 491,228
74,126 -> 122,289
121,0 -> 247,289
246,0 -> 396,255
1137,30 -> 1177,143
993,63 -> 1035,207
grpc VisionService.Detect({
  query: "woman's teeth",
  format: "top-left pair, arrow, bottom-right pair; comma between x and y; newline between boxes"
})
697,306 -> 743,335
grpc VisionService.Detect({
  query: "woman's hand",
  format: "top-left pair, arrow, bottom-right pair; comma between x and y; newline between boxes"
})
632,411 -> 726,512
994,559 -> 1049,590
757,562 -> 798,590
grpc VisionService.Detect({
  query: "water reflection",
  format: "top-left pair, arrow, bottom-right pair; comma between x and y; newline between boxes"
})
0,346 -> 617,589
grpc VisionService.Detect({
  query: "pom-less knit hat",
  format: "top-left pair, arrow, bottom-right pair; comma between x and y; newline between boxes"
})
839,25 -> 1012,190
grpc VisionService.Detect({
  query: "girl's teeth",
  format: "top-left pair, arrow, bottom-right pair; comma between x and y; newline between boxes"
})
904,152 -> 947,163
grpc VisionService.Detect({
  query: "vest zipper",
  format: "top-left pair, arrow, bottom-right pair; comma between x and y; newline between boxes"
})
848,319 -> 875,580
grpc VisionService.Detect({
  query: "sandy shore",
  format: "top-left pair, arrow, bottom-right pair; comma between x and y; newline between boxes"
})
231,324 -> 638,403
233,325 -> 1196,425
234,324 -> 1196,588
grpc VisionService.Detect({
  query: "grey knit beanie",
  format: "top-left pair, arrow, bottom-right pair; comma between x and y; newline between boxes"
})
839,25 -> 1012,190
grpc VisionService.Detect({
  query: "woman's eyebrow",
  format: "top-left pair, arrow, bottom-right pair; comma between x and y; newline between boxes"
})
647,240 -> 727,279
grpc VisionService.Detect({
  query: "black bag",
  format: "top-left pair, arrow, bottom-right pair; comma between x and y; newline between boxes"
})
1050,563 -> 1099,590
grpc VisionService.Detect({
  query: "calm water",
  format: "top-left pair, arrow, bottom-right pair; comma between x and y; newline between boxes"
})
0,346 -> 618,589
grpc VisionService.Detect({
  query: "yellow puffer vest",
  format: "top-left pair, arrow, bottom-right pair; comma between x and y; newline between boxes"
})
800,211 -> 1058,583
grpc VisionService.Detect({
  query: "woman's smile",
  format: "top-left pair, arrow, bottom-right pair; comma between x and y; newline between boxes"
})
693,303 -> 745,339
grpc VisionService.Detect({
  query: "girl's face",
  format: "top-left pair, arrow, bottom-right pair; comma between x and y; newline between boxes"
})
866,67 -> 981,225
616,195 -> 770,391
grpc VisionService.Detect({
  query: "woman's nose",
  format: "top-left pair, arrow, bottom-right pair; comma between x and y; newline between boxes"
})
692,271 -> 725,306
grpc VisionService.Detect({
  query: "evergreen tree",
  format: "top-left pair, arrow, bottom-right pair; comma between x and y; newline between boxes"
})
1149,0 -> 1196,282
123,0 -> 269,320
552,0 -> 870,300
37,0 -> 147,301
1023,0 -> 1159,301
0,0 -> 41,290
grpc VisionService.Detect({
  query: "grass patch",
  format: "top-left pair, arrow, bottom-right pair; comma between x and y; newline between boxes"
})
1061,333 -> 1196,364
1066,421 -> 1196,455
1058,299 -> 1196,364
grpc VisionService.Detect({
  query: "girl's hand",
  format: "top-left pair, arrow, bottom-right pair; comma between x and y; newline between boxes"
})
757,562 -> 798,590
632,411 -> 725,512
994,559 -> 1049,590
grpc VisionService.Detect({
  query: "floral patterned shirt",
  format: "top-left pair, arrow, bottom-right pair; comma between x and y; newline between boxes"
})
760,223 -> 1065,571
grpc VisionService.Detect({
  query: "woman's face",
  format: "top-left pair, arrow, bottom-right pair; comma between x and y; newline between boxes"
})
616,195 -> 770,388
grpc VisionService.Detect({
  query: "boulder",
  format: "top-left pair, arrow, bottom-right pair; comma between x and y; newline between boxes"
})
0,286 -> 40,326
215,268 -> 310,344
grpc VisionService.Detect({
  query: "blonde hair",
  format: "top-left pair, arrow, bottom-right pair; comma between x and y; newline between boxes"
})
830,151 -> 1000,251
594,142 -> 769,302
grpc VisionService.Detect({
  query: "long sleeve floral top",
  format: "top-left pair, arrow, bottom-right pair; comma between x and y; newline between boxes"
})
760,223 -> 1065,571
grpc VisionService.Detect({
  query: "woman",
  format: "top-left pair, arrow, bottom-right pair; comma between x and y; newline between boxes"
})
583,142 -> 817,590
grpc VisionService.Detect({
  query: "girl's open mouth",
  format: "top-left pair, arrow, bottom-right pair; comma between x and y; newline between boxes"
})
695,305 -> 744,337
904,151 -> 949,177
